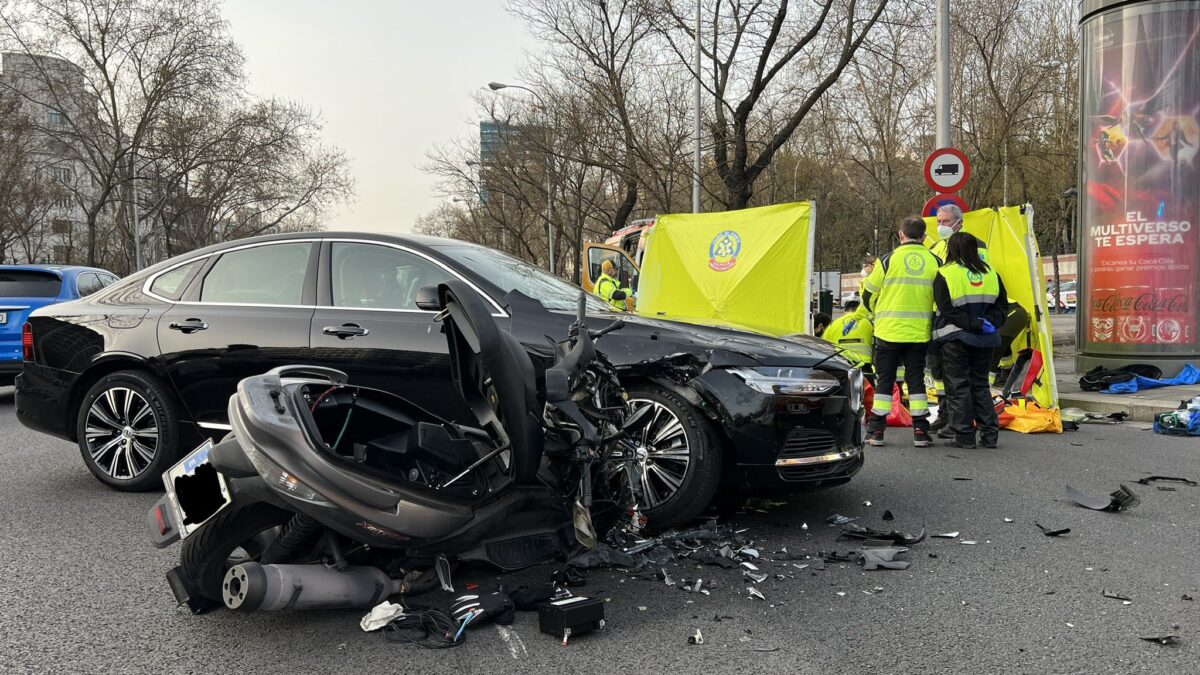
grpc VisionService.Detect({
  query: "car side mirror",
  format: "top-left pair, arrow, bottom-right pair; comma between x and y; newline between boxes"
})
415,285 -> 442,311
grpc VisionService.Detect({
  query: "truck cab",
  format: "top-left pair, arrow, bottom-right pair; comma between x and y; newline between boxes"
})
580,218 -> 654,311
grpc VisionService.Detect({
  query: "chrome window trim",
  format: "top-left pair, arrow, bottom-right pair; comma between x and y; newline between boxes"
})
141,237 -> 509,318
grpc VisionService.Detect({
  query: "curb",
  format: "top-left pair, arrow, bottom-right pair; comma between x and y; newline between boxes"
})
1058,391 -> 1178,423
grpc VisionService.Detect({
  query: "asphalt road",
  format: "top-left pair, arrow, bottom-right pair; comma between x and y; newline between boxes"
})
2,387 -> 1197,674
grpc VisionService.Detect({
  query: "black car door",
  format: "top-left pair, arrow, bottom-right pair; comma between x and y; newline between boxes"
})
156,240 -> 318,428
306,240 -> 494,421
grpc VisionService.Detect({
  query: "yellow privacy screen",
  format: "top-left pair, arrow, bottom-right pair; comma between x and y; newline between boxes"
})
636,202 -> 814,336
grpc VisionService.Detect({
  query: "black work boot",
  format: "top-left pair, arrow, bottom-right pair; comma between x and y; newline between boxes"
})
929,415 -> 949,432
912,429 -> 933,447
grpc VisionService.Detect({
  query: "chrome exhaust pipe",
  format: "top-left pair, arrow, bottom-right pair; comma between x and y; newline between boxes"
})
223,563 -> 402,612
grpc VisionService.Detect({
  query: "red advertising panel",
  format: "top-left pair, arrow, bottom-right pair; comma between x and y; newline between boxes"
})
1081,3 -> 1200,354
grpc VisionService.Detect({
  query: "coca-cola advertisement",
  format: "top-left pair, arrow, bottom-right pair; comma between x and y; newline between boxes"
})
1081,4 -> 1200,353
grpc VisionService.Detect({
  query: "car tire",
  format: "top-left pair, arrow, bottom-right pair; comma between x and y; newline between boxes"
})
75,370 -> 185,492
180,502 -> 293,606
624,384 -> 722,530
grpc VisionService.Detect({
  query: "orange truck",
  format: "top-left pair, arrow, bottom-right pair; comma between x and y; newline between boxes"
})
579,218 -> 654,310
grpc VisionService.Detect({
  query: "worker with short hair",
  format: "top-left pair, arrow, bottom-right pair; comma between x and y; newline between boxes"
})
822,299 -> 874,376
862,216 -> 941,447
594,258 -> 631,311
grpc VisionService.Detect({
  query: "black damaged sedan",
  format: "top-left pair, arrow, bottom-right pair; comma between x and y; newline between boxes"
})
16,232 -> 864,527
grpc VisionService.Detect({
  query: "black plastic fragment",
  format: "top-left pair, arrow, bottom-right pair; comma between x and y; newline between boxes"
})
882,510 -> 895,521
1101,590 -> 1132,602
1134,475 -> 1198,487
1138,635 -> 1181,646
952,477 -> 974,481
1035,523 -> 1071,537
840,522 -> 927,546
1065,484 -> 1140,512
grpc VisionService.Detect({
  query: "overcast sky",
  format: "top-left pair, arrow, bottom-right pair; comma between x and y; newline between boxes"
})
222,1 -> 536,234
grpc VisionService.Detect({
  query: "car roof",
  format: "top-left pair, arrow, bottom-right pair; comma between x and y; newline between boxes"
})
0,264 -> 114,277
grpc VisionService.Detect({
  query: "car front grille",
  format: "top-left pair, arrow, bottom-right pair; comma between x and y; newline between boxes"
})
776,429 -> 837,460
777,455 -> 863,482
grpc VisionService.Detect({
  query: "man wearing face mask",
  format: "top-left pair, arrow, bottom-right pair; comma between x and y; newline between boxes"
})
928,205 -> 989,435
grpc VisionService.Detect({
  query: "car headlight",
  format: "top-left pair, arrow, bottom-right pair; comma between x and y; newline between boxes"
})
728,367 -> 840,395
241,439 -> 328,504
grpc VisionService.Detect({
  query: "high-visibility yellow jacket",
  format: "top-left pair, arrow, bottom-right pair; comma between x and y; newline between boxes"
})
594,272 -> 628,311
863,243 -> 940,343
823,312 -> 873,366
932,262 -> 1008,348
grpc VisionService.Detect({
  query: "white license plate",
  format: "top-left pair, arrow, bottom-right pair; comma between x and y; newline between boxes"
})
162,440 -> 232,540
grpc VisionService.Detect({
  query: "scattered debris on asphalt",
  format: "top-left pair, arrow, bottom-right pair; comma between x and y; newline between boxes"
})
1139,634 -> 1181,646
932,531 -> 960,538
688,628 -> 704,645
1183,594 -> 1194,602
827,514 -> 857,525
861,547 -> 910,570
840,522 -> 927,546
748,587 -> 766,601
882,510 -> 895,521
1065,484 -> 1141,512
361,601 -> 407,632
960,540 -> 978,545
1133,475 -> 1198,487
1101,590 -> 1133,604
1035,523 -> 1071,537
1003,518 -> 1014,523
952,477 -> 974,481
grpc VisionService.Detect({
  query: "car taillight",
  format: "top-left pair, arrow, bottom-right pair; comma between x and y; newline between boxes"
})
22,322 -> 33,361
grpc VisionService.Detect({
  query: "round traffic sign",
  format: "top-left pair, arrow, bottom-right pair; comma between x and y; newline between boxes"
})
923,193 -> 969,218
923,147 -> 971,193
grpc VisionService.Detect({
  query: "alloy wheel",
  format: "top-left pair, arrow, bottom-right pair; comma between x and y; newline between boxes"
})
83,387 -> 159,480
620,398 -> 692,509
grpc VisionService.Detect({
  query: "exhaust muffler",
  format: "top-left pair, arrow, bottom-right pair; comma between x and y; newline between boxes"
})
223,562 -> 402,612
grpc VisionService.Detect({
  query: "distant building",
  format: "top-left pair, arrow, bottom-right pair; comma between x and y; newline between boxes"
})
0,52 -> 102,264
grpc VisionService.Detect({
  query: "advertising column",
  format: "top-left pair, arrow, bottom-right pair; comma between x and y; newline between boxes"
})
1079,0 -> 1200,375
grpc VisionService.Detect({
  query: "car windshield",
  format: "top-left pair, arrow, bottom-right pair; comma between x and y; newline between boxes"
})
434,244 -> 613,312
0,270 -> 62,297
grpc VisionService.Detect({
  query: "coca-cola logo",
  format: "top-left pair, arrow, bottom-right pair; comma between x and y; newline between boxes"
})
1091,292 -> 1188,313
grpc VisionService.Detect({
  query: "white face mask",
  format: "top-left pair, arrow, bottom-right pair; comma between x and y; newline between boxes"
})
937,224 -> 956,239
861,267 -> 870,276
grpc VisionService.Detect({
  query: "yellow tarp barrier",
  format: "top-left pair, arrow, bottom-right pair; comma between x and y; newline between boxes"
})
637,202 -> 814,336
925,205 -> 1059,409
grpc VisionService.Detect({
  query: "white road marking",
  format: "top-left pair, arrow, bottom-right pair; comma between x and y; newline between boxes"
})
496,625 -> 528,659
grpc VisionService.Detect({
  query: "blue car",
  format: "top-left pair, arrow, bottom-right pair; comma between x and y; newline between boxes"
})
0,265 -> 119,385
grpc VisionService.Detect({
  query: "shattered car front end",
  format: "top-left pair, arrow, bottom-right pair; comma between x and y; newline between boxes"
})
598,319 -> 866,496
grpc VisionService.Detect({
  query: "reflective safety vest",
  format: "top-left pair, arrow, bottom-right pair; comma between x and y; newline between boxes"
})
823,313 -> 873,366
932,262 -> 1002,347
863,243 -> 940,343
594,272 -> 627,311
929,234 -> 989,264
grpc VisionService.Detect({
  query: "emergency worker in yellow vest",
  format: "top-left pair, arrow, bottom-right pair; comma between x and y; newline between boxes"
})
594,259 -> 631,311
927,204 -> 990,433
931,232 -> 1009,449
822,300 -> 874,377
861,216 -> 941,447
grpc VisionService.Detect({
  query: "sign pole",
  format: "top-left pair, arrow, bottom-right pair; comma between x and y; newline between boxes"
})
935,0 -> 951,149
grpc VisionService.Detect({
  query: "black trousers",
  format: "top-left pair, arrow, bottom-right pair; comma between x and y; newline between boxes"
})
941,340 -> 1000,445
868,338 -> 929,433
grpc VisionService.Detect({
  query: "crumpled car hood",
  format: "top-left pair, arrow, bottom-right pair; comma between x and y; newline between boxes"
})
616,312 -> 842,368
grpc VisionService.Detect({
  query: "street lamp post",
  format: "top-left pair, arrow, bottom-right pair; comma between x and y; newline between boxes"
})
488,81 -> 555,276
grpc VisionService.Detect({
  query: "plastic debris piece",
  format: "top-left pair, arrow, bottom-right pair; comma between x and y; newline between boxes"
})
882,510 -> 895,521
863,501 -> 872,507
928,553 -> 938,559
1035,523 -> 1071,537
740,562 -> 760,572
738,635 -> 752,642
952,477 -> 974,481
1102,590 -> 1133,602
826,514 -> 857,525
1003,518 -> 1014,523
801,523 -> 809,530
792,563 -> 809,570
1139,634 -> 1181,646
739,547 -> 760,559
661,568 -> 675,586
836,592 -> 847,597
840,522 -> 927,546
638,606 -> 647,611
753,647 -> 780,652
1158,486 -> 1177,492
360,601 -> 407,632
960,540 -> 978,545
1133,475 -> 1198,487
932,531 -> 960,538
436,553 -> 455,592
692,578 -> 704,593
1065,623 -> 1074,628
1183,594 -> 1194,602
748,587 -> 766,601
744,571 -> 768,583
688,629 -> 704,645
1065,484 -> 1140,512
861,547 -> 911,571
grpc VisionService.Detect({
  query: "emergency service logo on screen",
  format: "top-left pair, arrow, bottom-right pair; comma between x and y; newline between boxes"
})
709,230 -> 742,271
